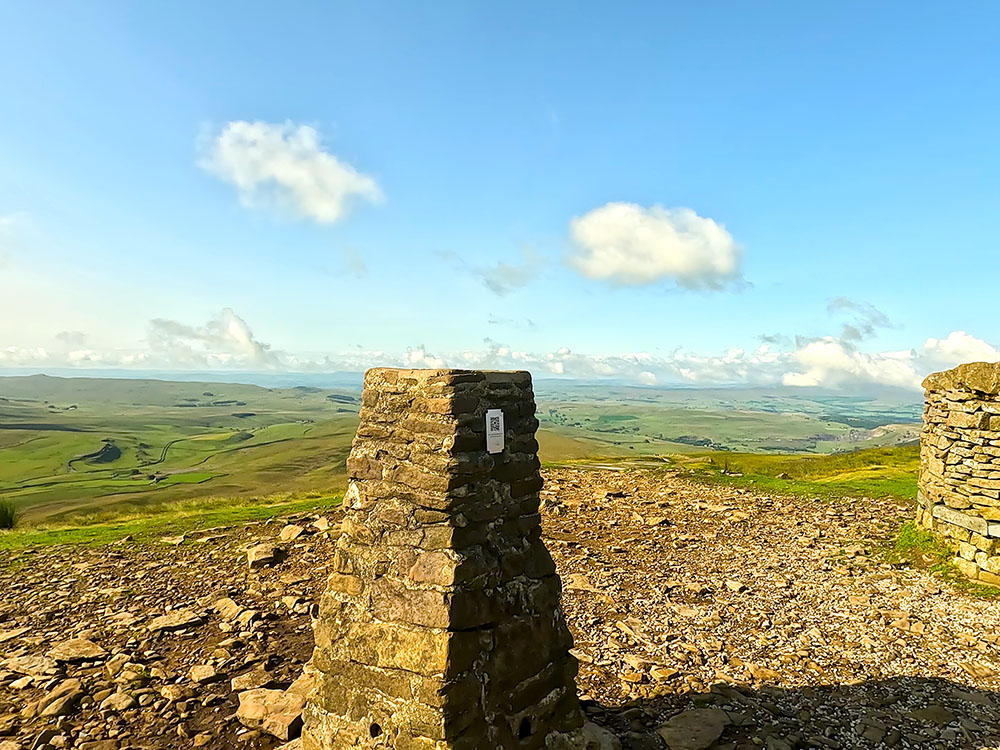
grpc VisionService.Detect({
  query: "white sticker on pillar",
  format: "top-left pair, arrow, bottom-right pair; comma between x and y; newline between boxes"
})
486,409 -> 505,454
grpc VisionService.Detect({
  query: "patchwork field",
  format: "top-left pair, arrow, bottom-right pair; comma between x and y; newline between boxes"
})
0,376 -> 359,522
0,374 -> 922,523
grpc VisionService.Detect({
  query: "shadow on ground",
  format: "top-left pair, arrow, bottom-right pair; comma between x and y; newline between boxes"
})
587,676 -> 1000,749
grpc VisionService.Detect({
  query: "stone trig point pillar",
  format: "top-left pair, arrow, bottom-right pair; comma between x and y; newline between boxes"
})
303,368 -> 587,749
919,361 -> 1000,583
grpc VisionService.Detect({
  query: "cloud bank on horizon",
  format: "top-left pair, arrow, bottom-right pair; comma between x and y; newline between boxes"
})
2,306 -> 997,391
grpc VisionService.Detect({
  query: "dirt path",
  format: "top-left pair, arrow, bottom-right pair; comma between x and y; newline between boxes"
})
2,469 -> 1000,749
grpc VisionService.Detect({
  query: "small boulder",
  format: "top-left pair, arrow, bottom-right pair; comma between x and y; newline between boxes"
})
279,525 -> 305,542
47,639 -> 108,663
247,544 -> 282,570
657,708 -> 730,750
37,679 -> 84,718
148,610 -> 204,633
312,517 -> 331,532
581,721 -> 622,750
188,664 -> 221,684
231,667 -> 278,693
99,692 -> 138,712
236,688 -> 306,741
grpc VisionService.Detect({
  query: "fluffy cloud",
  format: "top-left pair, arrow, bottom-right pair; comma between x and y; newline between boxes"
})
402,346 -> 446,369
147,308 -> 280,368
200,121 -> 381,223
781,331 -> 1000,390
924,330 -> 1000,366
567,202 -> 743,288
782,339 -> 918,389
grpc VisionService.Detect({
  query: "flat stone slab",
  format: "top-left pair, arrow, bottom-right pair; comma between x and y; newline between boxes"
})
148,610 -> 205,633
932,505 -> 989,536
47,638 -> 108,663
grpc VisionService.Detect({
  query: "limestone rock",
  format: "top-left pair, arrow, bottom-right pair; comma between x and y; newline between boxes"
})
580,722 -> 622,750
247,544 -> 282,569
188,664 -> 220,684
47,638 -> 107,663
2,655 -> 57,677
236,688 -> 306,741
657,708 -> 730,750
38,679 -> 84,718
312,517 -> 331,532
231,667 -> 278,692
212,597 -> 243,621
148,609 -> 204,633
100,692 -> 138,712
279,524 -> 305,542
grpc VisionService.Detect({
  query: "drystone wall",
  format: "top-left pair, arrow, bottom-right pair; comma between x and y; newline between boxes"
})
302,368 -> 589,750
919,361 -> 1000,584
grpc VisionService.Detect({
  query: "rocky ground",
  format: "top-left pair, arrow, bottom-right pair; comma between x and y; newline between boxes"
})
2,468 -> 1000,750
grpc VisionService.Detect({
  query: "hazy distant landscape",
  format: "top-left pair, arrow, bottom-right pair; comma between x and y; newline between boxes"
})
0,373 -> 921,523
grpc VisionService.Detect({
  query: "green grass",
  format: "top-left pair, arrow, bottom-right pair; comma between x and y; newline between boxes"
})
671,445 -> 919,501
0,492 -> 342,550
0,499 -> 18,529
1,374 -> 922,523
885,522 -> 1000,599
0,375 -> 360,522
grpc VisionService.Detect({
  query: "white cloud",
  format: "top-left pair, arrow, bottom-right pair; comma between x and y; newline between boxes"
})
781,331 -> 1000,390
200,121 -> 382,223
923,330 -> 1000,366
567,202 -> 743,288
4,302 -> 997,392
402,346 -> 446,369
147,308 -> 281,369
781,339 -> 919,389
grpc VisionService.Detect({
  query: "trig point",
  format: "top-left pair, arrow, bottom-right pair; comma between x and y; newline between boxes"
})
302,368 -> 587,749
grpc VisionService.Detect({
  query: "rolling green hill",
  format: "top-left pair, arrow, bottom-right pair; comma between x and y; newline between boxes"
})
0,374 -> 922,524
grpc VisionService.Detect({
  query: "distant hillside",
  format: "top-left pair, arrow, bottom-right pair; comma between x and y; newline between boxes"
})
0,374 -> 921,523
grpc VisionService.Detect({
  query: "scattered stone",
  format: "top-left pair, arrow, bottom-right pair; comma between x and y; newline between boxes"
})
279,524 -> 305,542
47,638 -> 107,663
231,667 -> 278,692
148,610 -> 204,633
99,692 -> 137,712
188,664 -> 221,684
312,517 -> 331,532
236,688 -> 306,741
247,544 -> 281,570
657,708 -> 730,750
37,679 -> 84,718
0,628 -> 29,644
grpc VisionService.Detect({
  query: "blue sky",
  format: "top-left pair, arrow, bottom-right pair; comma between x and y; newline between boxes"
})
1,1 -> 999,388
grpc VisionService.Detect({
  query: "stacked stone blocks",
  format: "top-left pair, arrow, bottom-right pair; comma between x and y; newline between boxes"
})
918,361 -> 1000,584
302,368 -> 585,749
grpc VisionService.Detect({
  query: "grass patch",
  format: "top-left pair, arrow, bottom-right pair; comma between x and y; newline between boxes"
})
0,492 -> 342,550
885,521 -> 1000,599
0,499 -> 19,529
672,445 -> 918,501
